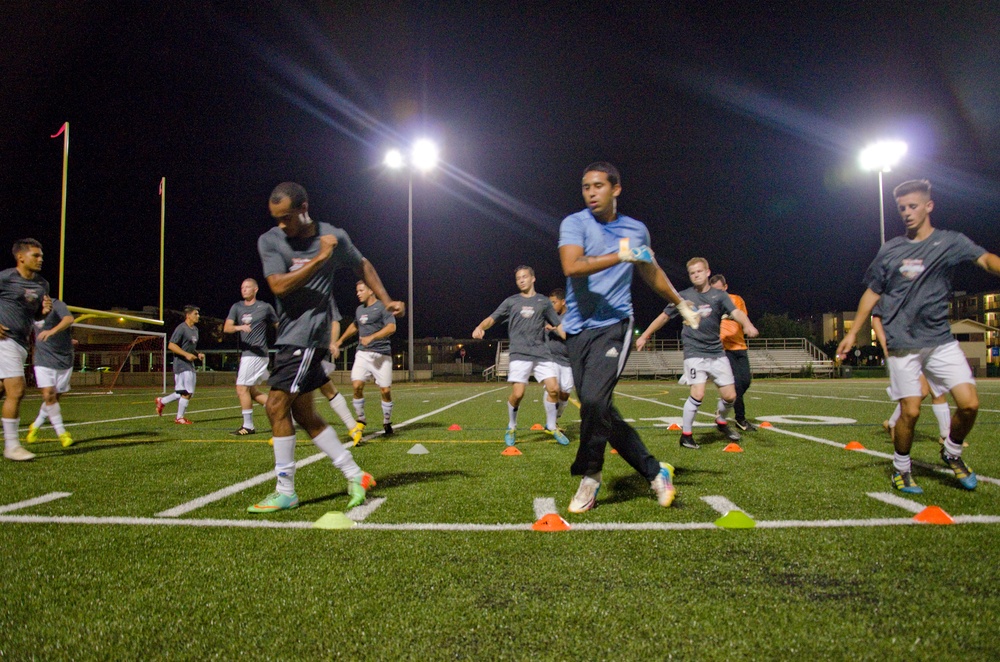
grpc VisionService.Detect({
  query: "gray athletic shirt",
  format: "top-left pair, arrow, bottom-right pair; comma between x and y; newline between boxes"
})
355,300 -> 394,355
258,222 -> 363,349
547,312 -> 570,367
169,322 -> 199,374
665,287 -> 736,359
33,299 -> 74,370
864,229 -> 986,351
227,299 -> 278,357
0,267 -> 49,349
489,293 -> 560,362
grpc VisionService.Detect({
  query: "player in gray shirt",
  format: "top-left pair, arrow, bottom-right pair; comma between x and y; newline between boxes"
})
473,266 -> 568,446
248,182 -> 403,514
224,278 -> 279,435
0,238 -> 52,462
26,298 -> 76,447
838,179 -> 1000,494
547,288 -> 574,429
155,306 -> 205,424
637,257 -> 757,448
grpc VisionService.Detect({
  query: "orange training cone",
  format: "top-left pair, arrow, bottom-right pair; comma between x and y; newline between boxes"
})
530,423 -> 544,431
723,443 -> 743,453
448,424 -> 462,431
610,448 -> 619,454
913,506 -> 954,525
759,421 -> 773,428
668,423 -> 682,431
532,513 -> 571,531
844,440 -> 865,450
501,446 -> 522,456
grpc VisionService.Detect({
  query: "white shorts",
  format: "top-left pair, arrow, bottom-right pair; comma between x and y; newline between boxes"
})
507,359 -> 559,384
0,339 -> 27,380
888,341 -> 974,400
34,366 -> 72,393
679,356 -> 735,387
554,363 -> 574,393
173,370 -> 197,395
236,355 -> 270,386
351,350 -> 393,388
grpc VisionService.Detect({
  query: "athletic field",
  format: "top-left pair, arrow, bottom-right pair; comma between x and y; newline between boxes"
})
3,379 -> 1000,659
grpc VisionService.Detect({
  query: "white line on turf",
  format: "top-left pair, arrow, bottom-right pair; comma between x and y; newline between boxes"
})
701,496 -> 748,516
0,492 -> 72,514
866,492 -> 925,513
533,498 -> 557,519
156,386 -> 508,517
347,497 -> 386,522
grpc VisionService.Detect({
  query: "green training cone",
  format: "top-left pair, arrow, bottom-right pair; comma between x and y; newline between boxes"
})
714,510 -> 756,529
312,511 -> 356,530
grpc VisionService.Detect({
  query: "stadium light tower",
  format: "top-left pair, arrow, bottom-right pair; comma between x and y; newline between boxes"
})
859,140 -> 907,245
385,139 -> 439,382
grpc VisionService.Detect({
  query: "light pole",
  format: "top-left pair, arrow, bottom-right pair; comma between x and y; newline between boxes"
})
859,140 -> 907,245
385,139 -> 439,382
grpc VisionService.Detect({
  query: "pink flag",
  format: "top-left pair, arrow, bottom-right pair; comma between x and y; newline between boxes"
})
50,123 -> 66,138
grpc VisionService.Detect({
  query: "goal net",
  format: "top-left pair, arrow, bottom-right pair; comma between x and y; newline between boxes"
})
70,323 -> 168,393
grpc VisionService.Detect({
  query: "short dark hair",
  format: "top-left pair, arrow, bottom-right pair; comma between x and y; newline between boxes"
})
709,274 -> 727,287
549,288 -> 566,300
183,305 -> 200,315
12,238 -> 42,258
515,265 -> 534,277
583,162 -> 620,187
893,179 -> 931,199
270,182 -> 308,208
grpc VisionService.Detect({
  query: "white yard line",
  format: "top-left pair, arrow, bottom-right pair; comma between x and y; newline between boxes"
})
0,492 -> 72,514
347,497 -> 386,522
701,496 -> 748,516
866,492 -> 925,514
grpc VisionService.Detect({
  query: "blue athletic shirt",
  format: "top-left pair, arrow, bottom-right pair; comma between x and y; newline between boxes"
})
558,209 -> 650,334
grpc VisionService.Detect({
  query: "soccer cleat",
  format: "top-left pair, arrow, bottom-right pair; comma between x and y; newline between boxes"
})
383,423 -> 394,436
651,462 -> 676,507
247,491 -> 299,513
735,419 -> 757,432
174,417 -> 193,425
155,397 -> 164,416
231,426 -> 256,436
346,472 -> 376,508
679,433 -> 700,450
940,448 -> 977,490
4,445 -> 35,461
568,473 -> 601,513
348,422 -> 365,447
26,424 -> 39,444
59,432 -> 74,448
891,471 -> 923,494
545,427 -> 570,446
504,428 -> 516,446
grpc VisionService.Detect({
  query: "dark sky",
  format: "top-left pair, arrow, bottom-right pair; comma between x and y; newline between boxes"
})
3,1 -> 1000,339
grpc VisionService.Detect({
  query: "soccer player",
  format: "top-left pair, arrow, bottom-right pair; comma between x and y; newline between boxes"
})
0,238 -> 52,461
223,278 -> 278,435
26,296 -> 76,447
155,305 -> 205,424
837,179 -> 1000,494
472,266 -> 569,446
248,182 -> 402,513
334,280 -> 398,436
637,258 -> 758,449
547,288 -> 573,429
709,274 -> 756,431
559,162 -> 700,512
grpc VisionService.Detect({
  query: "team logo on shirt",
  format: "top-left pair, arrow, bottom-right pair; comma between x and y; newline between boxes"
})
23,288 -> 40,303
289,258 -> 310,272
519,306 -> 536,319
241,314 -> 253,325
899,259 -> 925,280
697,304 -> 712,318
359,314 -> 369,324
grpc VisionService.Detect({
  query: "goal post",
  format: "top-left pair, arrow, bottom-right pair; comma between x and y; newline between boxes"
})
72,323 -> 168,393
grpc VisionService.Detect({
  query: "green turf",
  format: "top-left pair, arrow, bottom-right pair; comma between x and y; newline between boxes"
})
2,379 -> 1000,659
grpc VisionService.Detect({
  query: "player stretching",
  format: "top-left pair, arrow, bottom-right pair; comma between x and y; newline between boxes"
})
248,182 -> 402,513
26,297 -> 76,447
472,266 -> 568,446
559,162 -> 700,512
155,306 -> 205,424
837,179 -> 1000,493
547,288 -> 574,430
224,279 -> 278,435
0,239 -> 52,461
334,280 -> 398,437
637,258 -> 758,449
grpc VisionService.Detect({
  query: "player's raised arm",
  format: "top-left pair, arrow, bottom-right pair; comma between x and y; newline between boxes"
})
976,251 -> 1000,276
730,309 -> 758,338
264,234 -> 337,298
472,316 -> 496,340
836,288 -> 881,359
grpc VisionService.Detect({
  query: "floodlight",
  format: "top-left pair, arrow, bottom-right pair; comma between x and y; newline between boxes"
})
411,139 -> 439,172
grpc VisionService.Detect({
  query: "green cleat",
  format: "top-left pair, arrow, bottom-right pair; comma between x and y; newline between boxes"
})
59,432 -> 74,448
544,427 -> 570,446
347,422 -> 365,447
247,491 -> 299,513
504,428 -> 516,447
940,448 -> 977,490
346,472 -> 376,508
891,471 -> 923,494
25,425 -> 39,444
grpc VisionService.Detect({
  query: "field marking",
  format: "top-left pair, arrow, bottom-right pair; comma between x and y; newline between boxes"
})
0,492 -> 73,514
534,498 -> 557,519
867,492 -> 925,514
701,496 -> 748,516
752,388 -> 1000,414
156,386 -> 507,517
347,497 -> 386,522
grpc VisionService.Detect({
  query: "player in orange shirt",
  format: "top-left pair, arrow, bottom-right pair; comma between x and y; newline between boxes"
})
709,274 -> 755,431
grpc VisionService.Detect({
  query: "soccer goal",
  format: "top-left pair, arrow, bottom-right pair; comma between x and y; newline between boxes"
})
72,323 -> 167,393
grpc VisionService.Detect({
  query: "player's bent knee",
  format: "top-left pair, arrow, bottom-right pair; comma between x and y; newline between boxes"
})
176,390 -> 191,397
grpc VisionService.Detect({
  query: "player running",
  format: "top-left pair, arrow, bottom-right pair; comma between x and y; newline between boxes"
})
155,306 -> 205,424
26,297 -> 76,447
223,279 -> 278,436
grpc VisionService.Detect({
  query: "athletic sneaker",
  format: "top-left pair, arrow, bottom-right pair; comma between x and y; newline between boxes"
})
735,419 -> 757,432
545,427 -> 570,446
504,428 -> 516,446
679,433 -> 700,450
59,432 -> 74,448
231,426 -> 255,436
568,472 -> 601,513
247,491 -> 299,513
155,397 -> 164,416
716,419 -> 741,442
651,462 -> 676,507
4,445 -> 35,462
940,448 -> 977,490
346,472 -> 376,508
25,424 -> 39,444
383,423 -> 394,436
174,418 -> 193,425
891,471 -> 923,494
349,422 -> 365,446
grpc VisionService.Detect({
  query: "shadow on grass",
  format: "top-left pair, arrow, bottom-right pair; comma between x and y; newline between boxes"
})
297,470 -> 471,508
32,432 -> 169,457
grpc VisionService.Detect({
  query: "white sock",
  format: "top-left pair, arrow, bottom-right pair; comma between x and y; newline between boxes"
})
682,397 -> 701,434
242,410 -> 254,429
176,398 -> 189,420
48,402 -> 66,435
581,472 -> 601,487
3,418 -> 20,450
544,398 -> 558,430
329,393 -> 356,429
888,404 -> 901,427
273,435 -> 297,496
508,402 -> 518,430
381,400 -> 393,425
32,404 -> 49,429
893,452 -> 912,474
353,398 -> 366,421
160,392 -> 180,405
931,402 -> 951,439
943,438 -> 964,457
716,398 -> 734,423
311,426 -> 361,480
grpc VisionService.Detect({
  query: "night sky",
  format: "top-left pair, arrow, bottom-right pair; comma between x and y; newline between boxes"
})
3,1 -> 999,340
